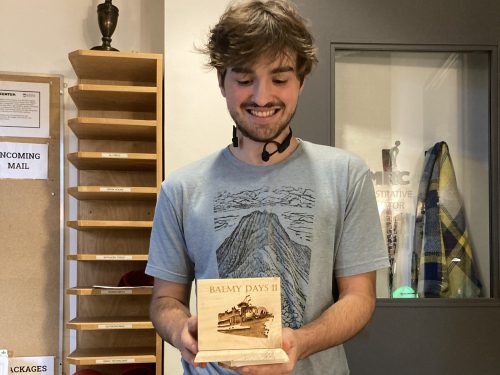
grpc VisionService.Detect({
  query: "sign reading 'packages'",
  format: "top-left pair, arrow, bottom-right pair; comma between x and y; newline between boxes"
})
8,356 -> 54,375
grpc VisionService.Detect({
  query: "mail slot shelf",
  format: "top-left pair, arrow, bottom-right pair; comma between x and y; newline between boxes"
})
67,287 -> 153,296
68,152 -> 156,171
68,186 -> 157,200
67,254 -> 149,261
67,317 -> 153,330
68,84 -> 156,112
67,220 -> 153,231
69,49 -> 159,83
66,347 -> 156,365
68,117 -> 157,141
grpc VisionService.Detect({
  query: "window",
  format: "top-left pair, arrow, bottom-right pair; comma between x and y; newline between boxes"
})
334,48 -> 490,298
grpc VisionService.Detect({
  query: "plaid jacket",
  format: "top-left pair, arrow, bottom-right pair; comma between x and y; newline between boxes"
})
412,141 -> 481,298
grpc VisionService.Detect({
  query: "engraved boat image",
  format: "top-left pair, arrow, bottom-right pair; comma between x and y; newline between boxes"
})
217,295 -> 273,338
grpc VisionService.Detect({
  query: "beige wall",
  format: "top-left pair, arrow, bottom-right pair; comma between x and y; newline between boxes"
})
163,1 -> 231,373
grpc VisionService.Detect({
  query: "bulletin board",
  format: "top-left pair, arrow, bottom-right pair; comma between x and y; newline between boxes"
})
0,73 -> 62,361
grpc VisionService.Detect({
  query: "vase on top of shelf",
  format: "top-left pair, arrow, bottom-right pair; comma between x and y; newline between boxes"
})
91,0 -> 119,51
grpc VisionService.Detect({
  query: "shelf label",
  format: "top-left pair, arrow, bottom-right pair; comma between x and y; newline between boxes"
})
97,323 -> 133,329
96,255 -> 134,261
99,289 -> 133,295
100,187 -> 132,193
96,359 -> 135,364
101,152 -> 128,158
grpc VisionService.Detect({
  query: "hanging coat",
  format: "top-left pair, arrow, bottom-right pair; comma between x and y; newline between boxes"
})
412,141 -> 481,298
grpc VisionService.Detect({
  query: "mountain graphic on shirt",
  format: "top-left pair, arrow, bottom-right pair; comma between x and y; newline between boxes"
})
216,210 -> 311,328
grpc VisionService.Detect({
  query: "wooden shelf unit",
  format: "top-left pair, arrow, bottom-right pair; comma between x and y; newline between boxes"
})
65,49 -> 163,375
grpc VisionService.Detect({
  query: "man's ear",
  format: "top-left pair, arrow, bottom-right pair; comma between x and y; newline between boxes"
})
218,70 -> 226,97
299,77 -> 306,94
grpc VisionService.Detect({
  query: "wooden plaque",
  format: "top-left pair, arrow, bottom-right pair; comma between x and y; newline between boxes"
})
194,277 -> 289,366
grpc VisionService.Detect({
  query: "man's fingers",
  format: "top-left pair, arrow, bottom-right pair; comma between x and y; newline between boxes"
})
180,316 -> 199,359
282,338 -> 291,352
187,315 -> 198,337
181,348 -> 196,364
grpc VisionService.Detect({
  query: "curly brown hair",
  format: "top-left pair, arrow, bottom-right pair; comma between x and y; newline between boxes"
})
201,0 -> 318,83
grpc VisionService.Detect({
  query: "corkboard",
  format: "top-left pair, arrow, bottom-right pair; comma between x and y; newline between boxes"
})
0,73 -> 62,360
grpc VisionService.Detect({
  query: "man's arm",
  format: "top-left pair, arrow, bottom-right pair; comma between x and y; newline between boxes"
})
294,270 -> 376,359
231,271 -> 376,375
150,278 -> 199,364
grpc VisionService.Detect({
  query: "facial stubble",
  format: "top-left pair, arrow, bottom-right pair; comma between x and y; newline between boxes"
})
230,102 -> 297,143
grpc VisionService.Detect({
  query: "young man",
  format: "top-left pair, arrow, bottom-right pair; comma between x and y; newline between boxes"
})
146,1 -> 389,374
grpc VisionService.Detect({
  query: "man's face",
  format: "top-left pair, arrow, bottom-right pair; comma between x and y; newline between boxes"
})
220,53 -> 303,143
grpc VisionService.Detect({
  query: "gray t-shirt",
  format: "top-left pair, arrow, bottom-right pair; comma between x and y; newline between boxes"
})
146,140 -> 388,375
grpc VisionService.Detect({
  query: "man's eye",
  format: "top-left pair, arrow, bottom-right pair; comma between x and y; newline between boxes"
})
273,79 -> 288,85
237,80 -> 252,86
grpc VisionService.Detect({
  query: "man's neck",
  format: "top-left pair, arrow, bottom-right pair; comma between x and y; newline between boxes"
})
229,128 -> 299,166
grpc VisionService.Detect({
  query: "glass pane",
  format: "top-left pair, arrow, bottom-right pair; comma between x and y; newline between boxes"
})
334,50 -> 490,298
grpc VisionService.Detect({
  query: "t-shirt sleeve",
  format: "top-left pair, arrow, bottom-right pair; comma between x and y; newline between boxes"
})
145,181 -> 195,284
334,169 -> 389,277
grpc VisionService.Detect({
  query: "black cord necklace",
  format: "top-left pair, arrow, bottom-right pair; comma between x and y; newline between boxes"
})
261,128 -> 293,162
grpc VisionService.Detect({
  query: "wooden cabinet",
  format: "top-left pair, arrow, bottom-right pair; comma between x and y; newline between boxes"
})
64,50 -> 163,374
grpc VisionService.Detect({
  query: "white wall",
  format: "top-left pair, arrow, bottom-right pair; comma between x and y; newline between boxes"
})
163,1 -> 231,373
0,0 -> 164,70
164,0 -> 232,176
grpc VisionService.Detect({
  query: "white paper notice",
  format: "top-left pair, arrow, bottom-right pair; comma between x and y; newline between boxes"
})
0,142 -> 48,179
0,81 -> 50,138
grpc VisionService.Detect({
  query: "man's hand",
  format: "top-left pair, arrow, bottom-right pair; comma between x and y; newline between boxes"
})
229,328 -> 300,375
174,315 -> 201,365
149,279 -> 208,367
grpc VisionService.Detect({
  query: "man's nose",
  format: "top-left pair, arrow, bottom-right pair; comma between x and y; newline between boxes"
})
252,80 -> 273,106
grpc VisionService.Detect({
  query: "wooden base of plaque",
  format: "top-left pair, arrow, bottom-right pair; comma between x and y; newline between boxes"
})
195,348 -> 289,367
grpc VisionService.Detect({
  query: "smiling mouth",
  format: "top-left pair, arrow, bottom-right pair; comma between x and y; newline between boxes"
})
247,108 -> 281,118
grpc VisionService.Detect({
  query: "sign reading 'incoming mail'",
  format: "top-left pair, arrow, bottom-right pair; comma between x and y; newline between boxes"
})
0,142 -> 48,179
